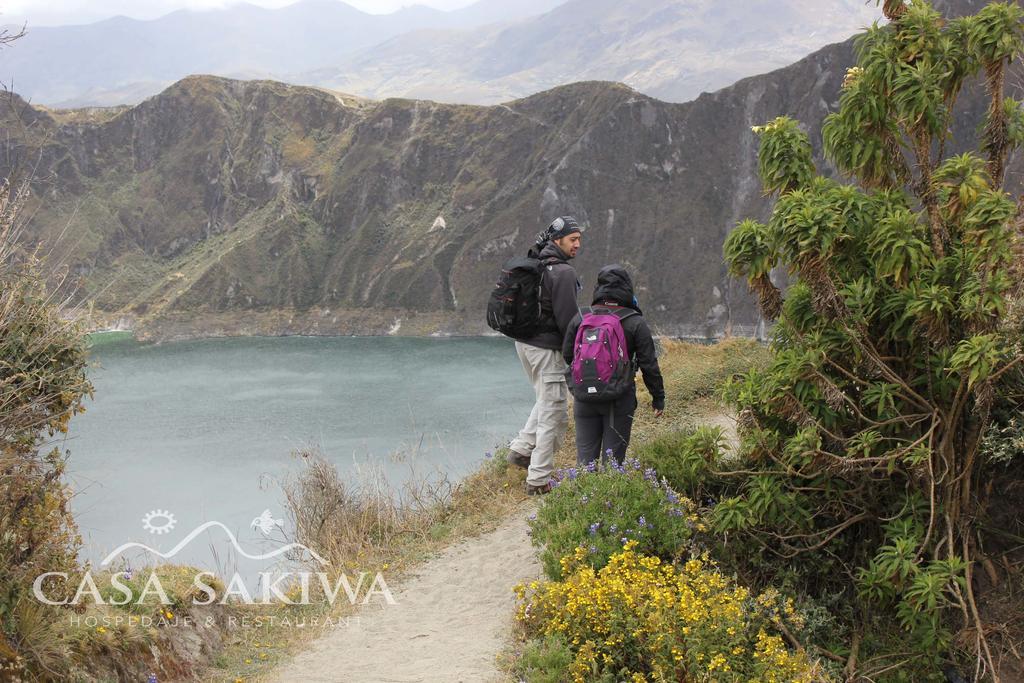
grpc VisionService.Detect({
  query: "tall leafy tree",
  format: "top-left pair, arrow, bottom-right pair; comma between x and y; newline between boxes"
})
722,0 -> 1024,678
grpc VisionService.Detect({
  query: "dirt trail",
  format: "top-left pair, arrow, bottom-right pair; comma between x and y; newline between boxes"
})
270,504 -> 541,683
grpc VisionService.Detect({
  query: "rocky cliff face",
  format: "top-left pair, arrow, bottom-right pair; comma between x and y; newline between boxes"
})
0,0 -> 1008,341
2,77 -> 753,339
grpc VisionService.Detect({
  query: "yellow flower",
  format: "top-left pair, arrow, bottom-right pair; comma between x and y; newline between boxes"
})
515,544 -> 813,680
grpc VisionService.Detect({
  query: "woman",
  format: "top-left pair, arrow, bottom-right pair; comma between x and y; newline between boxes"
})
562,265 -> 665,467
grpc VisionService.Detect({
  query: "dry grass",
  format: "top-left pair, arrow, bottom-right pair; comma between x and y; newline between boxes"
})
282,446 -> 460,571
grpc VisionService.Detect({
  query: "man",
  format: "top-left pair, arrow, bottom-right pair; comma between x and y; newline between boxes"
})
508,216 -> 583,495
562,265 -> 664,466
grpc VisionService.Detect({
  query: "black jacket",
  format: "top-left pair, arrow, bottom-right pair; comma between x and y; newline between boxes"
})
515,241 -> 581,351
561,265 -> 665,410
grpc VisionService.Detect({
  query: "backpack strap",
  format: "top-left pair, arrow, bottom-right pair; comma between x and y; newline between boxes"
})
591,304 -> 638,321
533,257 -> 568,335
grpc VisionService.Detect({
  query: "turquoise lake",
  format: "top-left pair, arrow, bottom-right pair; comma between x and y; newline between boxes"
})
64,335 -> 534,578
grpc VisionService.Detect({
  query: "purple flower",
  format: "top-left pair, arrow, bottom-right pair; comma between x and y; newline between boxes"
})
610,524 -> 618,533
585,461 -> 598,473
670,509 -> 684,517
485,451 -> 493,459
643,467 -> 658,482
123,568 -> 133,581
566,467 -> 578,480
605,500 -> 613,509
621,537 -> 628,544
148,675 -> 158,683
638,516 -> 646,527
528,513 -> 537,521
589,545 -> 598,554
589,522 -> 600,535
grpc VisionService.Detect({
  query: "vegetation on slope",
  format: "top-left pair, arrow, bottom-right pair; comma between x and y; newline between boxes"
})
717,0 -> 1024,678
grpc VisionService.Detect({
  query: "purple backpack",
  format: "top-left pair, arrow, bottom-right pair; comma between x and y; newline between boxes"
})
569,307 -> 638,402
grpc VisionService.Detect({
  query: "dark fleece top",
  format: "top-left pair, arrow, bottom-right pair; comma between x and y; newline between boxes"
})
515,241 -> 581,351
562,265 -> 666,410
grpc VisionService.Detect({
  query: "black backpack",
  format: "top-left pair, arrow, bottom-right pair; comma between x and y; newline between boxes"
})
486,253 -> 561,338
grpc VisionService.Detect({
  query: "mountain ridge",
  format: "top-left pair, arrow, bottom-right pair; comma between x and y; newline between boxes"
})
5,75 -> 761,339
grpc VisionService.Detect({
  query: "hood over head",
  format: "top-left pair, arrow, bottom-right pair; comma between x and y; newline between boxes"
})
592,264 -> 641,313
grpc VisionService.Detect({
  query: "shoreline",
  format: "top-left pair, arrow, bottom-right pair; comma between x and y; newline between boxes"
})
78,307 -> 768,345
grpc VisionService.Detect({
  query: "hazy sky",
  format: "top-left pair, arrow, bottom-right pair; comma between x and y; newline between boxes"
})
0,0 -> 477,26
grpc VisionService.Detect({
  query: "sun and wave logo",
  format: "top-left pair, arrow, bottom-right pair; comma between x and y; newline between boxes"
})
141,509 -> 176,535
99,508 -> 328,567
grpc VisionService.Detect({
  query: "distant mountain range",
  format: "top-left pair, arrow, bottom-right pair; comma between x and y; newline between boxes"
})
303,0 -> 882,104
0,0 -> 878,107
0,0 -> 567,106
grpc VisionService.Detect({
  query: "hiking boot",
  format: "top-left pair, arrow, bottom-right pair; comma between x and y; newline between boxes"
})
507,449 -> 531,470
525,481 -> 553,496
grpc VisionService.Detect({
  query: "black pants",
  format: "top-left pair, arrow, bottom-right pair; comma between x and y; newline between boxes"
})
574,391 -> 637,467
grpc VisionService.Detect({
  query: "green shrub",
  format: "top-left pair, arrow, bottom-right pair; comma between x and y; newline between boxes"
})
721,0 -> 1024,676
633,425 -> 730,497
512,634 -> 574,683
527,458 -> 697,580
